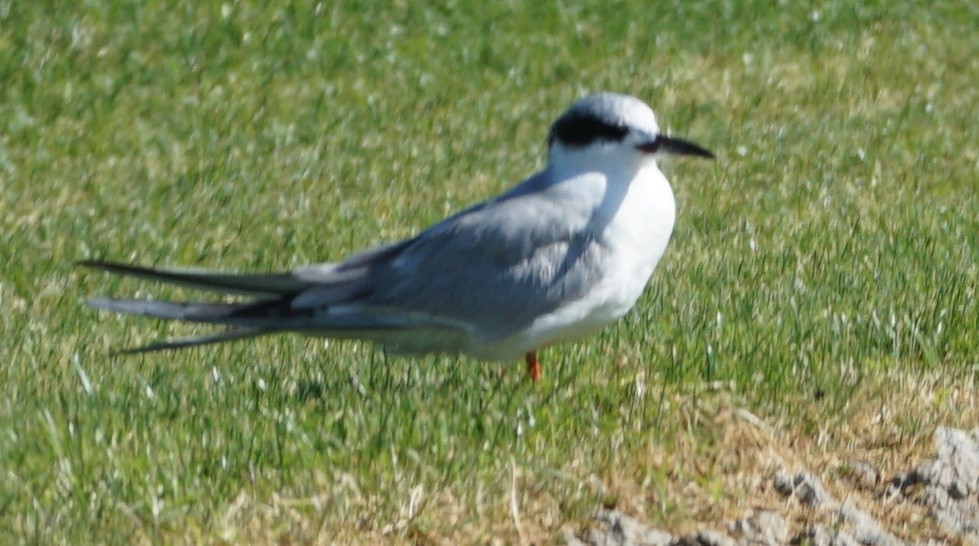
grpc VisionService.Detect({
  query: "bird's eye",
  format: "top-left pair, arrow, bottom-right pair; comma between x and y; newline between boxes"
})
636,138 -> 661,154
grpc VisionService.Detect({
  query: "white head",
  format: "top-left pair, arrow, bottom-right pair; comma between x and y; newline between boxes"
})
546,93 -> 713,176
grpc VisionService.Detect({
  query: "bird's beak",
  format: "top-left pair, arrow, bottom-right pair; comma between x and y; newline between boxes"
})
660,135 -> 714,159
637,135 -> 714,159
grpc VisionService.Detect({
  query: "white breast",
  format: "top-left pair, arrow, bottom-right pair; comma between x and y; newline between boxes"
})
467,162 -> 676,360
598,163 -> 676,311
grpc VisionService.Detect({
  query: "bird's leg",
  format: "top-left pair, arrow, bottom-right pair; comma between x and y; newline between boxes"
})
525,351 -> 541,382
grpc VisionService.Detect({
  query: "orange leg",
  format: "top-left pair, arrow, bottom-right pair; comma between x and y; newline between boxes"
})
525,351 -> 541,382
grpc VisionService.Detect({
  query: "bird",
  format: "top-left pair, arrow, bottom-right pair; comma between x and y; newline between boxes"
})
80,92 -> 713,382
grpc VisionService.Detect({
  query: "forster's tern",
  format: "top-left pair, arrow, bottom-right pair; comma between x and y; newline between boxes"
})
81,92 -> 713,381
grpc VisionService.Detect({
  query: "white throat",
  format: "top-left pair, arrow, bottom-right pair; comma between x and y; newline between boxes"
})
545,141 -> 673,232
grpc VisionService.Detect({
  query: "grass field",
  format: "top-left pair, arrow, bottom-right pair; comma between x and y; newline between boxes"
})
1,0 -> 977,543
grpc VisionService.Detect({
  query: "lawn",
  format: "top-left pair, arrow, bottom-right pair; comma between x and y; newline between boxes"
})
1,0 -> 976,544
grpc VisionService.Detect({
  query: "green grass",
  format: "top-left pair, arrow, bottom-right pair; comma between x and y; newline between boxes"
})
1,0 -> 977,543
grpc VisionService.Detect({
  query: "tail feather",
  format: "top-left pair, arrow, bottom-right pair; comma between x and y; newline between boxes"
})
88,297 -> 278,354
87,297 -> 251,322
115,328 -> 271,354
81,260 -> 472,355
78,260 -> 312,297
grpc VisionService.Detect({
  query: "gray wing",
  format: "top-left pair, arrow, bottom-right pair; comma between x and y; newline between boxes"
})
82,172 -> 610,352
293,175 -> 609,342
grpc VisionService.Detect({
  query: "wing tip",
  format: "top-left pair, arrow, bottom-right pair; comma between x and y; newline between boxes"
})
85,296 -> 117,310
77,259 -> 157,277
108,328 -> 269,355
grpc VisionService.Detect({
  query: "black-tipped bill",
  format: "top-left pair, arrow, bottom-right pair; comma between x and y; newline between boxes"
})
637,135 -> 714,159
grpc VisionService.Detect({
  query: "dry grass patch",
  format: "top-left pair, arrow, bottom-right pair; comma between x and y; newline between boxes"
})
160,364 -> 978,544
570,365 -> 977,544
